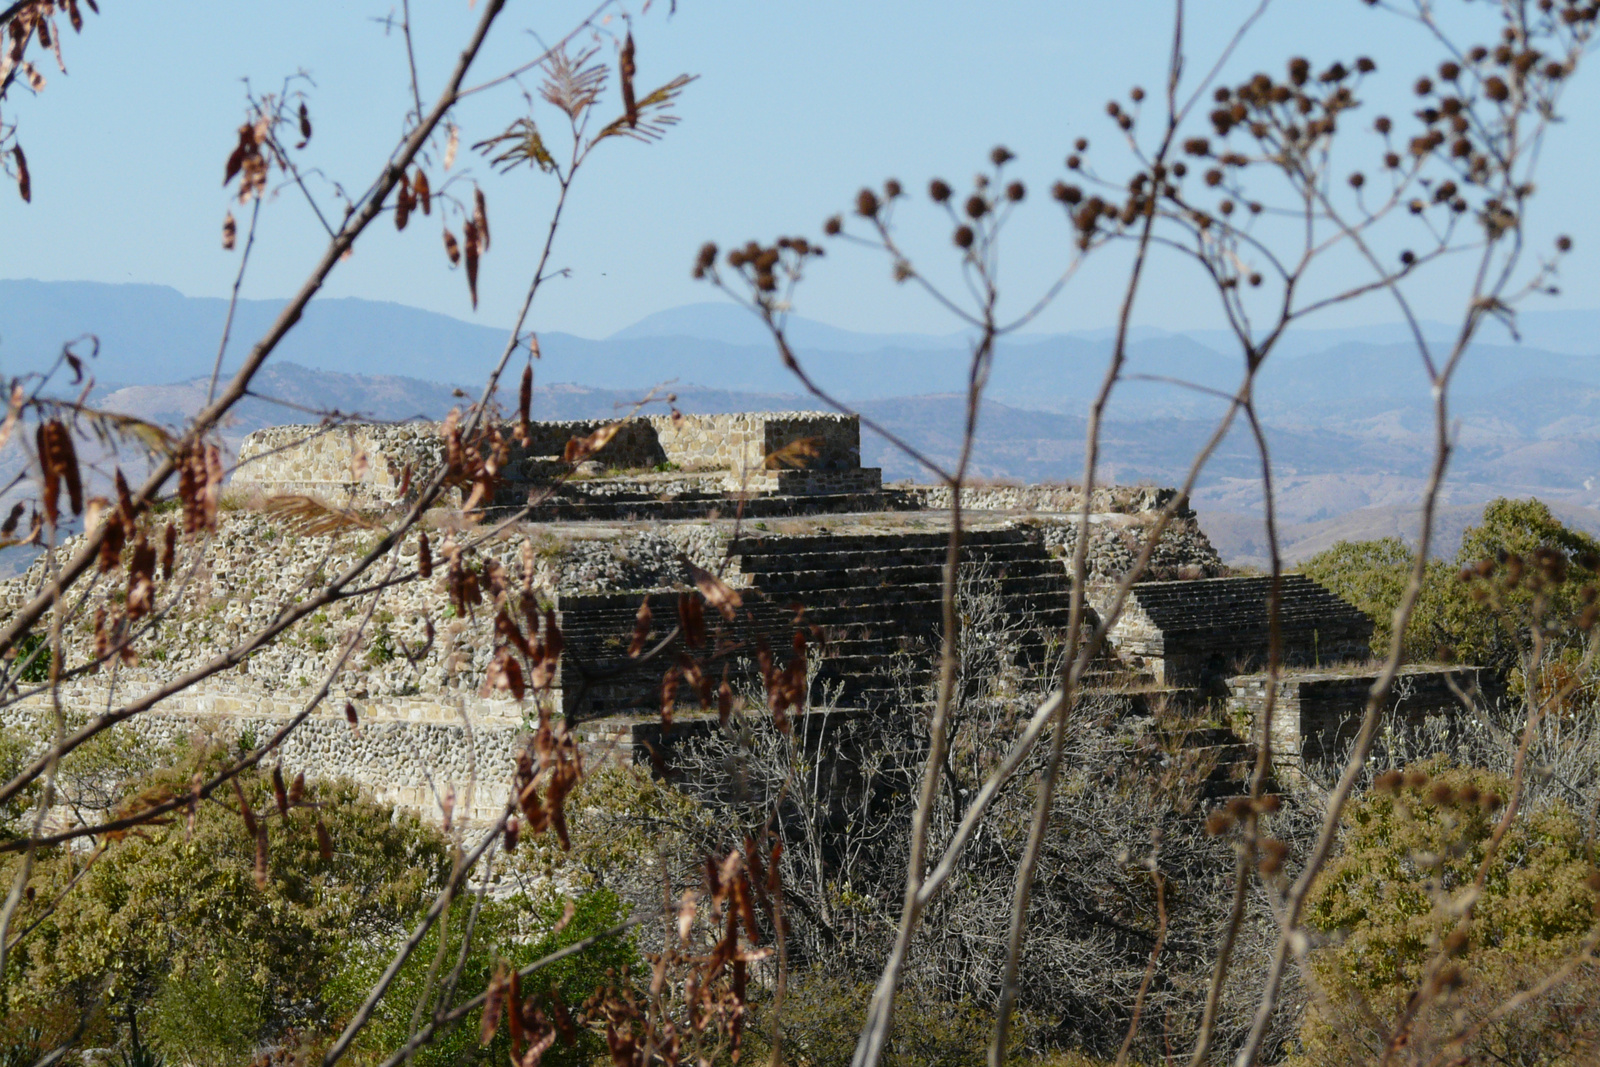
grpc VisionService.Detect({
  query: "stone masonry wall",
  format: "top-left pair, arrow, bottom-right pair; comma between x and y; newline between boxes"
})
905,484 -> 1185,515
234,414 -> 864,506
1226,665 -> 1503,770
1,686 -> 527,824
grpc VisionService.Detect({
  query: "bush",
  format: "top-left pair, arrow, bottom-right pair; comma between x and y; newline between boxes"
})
1299,759 -> 1600,1065
323,884 -> 637,1067
4,751 -> 453,1056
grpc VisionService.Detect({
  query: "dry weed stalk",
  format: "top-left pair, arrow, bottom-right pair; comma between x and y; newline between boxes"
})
0,2 -> 700,1063
695,1 -> 1599,1064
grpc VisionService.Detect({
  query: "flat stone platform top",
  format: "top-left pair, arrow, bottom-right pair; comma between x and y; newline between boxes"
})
1125,574 -> 1371,636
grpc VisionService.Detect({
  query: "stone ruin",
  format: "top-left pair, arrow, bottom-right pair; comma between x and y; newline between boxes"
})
1,412 -> 1497,824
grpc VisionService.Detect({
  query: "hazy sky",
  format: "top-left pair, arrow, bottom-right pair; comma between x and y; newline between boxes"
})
4,0 -> 1597,340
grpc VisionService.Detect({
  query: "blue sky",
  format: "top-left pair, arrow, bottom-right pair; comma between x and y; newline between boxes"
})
4,0 -> 1598,340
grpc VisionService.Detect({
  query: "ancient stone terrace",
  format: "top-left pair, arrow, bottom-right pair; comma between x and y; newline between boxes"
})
554,521 -> 1106,717
0,410 -> 1500,830
1102,575 -> 1375,690
234,412 -> 885,518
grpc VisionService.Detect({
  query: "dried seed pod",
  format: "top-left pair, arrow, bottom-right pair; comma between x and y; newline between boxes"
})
160,523 -> 176,580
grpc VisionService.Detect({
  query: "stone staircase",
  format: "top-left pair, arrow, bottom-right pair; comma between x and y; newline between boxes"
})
555,524 -> 1146,718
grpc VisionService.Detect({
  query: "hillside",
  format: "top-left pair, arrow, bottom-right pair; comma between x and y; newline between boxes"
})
8,281 -> 1600,567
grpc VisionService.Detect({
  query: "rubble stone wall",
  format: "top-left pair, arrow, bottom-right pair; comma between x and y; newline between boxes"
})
1226,665 -> 1503,769
234,414 -> 865,505
2,686 -> 528,824
905,484 -> 1185,515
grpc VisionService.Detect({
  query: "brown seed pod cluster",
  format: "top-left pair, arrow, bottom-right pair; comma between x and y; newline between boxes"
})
1372,767 -> 1505,813
705,237 -> 824,303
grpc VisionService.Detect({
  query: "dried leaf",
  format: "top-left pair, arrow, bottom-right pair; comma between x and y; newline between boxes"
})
345,701 -> 361,736
394,173 -> 413,231
463,219 -> 480,308
414,168 -> 430,214
677,592 -> 705,650
620,33 -> 637,128
562,422 -> 620,465
160,523 -> 176,580
254,822 -> 270,889
272,765 -> 288,816
233,777 -> 258,840
547,987 -> 577,1047
96,509 -> 124,573
443,122 -> 459,170
288,771 -> 305,806
12,146 -> 29,203
686,559 -> 742,620
504,815 -> 520,852
677,890 -> 698,942
628,596 -> 652,657
315,818 -> 333,862
517,363 -> 533,446
508,971 -> 525,1058
473,186 -> 490,252
659,665 -> 679,725
257,494 -> 383,536
442,227 -> 461,266
0,383 -> 24,450
539,45 -> 607,121
596,74 -> 696,144
765,436 -> 822,470
481,967 -> 509,1045
296,101 -> 312,148
125,533 -> 155,620
417,532 -> 432,578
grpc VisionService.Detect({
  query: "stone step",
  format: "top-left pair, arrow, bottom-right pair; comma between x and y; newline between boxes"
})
735,543 -> 1049,574
749,567 -> 1068,598
731,526 -> 1034,557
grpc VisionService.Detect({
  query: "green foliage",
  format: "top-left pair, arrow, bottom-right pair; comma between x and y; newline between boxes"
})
4,755 -> 453,1057
1300,760 -> 1600,1065
1425,498 -> 1600,683
324,884 -> 635,1067
11,631 -> 52,684
364,623 -> 396,666
0,729 -> 38,836
1300,500 -> 1600,686
743,972 -> 1043,1067
1301,536 -> 1434,658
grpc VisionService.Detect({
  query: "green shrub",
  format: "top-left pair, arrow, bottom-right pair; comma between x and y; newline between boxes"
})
742,971 -> 1044,1067
1299,759 -> 1600,1065
323,885 -> 636,1067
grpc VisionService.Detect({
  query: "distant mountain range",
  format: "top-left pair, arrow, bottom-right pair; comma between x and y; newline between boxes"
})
6,279 -> 1600,569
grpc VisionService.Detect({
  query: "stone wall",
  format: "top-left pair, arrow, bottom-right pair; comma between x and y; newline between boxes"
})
235,424 -> 448,507
1103,575 -> 1373,688
2,685 -> 528,824
1226,665 -> 1503,769
905,483 -> 1186,515
234,414 -> 865,506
